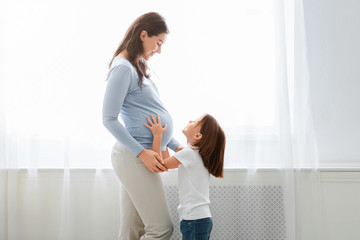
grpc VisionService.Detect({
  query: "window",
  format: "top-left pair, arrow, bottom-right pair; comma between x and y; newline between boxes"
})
1,0 -> 278,168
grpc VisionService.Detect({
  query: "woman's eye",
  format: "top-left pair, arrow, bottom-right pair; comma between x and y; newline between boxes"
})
157,42 -> 161,47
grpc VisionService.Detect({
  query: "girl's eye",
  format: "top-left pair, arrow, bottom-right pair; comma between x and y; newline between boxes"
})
157,42 -> 162,47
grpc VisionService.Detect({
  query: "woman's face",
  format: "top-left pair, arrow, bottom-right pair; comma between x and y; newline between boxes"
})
140,31 -> 167,61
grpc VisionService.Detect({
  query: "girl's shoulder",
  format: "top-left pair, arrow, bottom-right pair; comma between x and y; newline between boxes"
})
174,145 -> 202,168
182,145 -> 199,155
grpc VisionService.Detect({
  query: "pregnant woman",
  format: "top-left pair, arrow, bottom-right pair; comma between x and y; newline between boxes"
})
102,12 -> 183,240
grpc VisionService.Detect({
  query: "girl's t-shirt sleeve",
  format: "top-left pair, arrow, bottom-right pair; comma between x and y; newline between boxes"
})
102,65 -> 144,156
173,146 -> 195,168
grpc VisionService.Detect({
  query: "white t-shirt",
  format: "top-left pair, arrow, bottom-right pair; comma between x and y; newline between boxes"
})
173,146 -> 211,221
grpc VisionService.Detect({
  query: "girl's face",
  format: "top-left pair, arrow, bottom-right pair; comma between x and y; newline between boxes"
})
182,115 -> 205,145
140,31 -> 167,61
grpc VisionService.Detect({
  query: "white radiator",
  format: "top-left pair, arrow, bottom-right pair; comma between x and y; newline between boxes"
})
164,185 -> 286,240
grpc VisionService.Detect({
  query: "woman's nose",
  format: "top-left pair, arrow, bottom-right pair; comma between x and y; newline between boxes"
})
156,45 -> 161,54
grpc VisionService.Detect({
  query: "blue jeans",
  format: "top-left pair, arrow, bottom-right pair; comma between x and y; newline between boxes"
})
180,217 -> 213,240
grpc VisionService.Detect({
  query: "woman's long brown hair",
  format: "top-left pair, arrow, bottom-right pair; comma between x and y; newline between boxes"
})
193,114 -> 226,178
108,12 -> 169,87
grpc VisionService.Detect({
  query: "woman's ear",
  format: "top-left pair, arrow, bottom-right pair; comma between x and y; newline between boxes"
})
140,30 -> 148,41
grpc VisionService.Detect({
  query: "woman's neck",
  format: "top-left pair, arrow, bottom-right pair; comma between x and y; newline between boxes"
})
117,51 -> 129,60
118,51 -> 142,64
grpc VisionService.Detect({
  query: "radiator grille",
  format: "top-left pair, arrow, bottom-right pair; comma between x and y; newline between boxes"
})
164,186 -> 286,240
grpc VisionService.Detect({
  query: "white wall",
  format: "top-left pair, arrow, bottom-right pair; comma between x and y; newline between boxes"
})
320,171 -> 360,240
302,1 -> 360,239
304,0 -> 360,166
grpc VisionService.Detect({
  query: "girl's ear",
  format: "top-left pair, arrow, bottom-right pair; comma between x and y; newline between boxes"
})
194,133 -> 202,141
140,30 -> 148,41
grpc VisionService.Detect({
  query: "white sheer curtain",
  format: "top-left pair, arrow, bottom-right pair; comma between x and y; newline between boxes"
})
0,0 -> 323,239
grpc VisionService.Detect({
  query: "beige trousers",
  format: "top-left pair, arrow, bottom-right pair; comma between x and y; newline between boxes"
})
111,142 -> 173,240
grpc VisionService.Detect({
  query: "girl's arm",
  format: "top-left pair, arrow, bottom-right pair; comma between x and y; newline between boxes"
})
144,115 -> 165,158
145,115 -> 182,169
163,156 -> 181,169
162,147 -> 170,159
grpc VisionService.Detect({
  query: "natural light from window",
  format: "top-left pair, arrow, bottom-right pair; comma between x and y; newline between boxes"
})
2,0 -> 276,168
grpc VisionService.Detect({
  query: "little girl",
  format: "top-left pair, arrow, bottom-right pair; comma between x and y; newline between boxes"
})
144,113 -> 225,240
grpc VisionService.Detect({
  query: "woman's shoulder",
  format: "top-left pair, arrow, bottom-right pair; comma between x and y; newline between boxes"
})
107,57 -> 137,79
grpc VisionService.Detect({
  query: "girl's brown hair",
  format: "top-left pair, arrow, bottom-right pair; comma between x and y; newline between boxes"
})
193,114 -> 225,178
108,12 -> 169,87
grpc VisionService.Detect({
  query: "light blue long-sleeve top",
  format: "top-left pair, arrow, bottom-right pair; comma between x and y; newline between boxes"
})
102,57 -> 180,157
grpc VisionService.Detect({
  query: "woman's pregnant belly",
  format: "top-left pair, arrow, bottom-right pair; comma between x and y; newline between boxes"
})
123,110 -> 174,151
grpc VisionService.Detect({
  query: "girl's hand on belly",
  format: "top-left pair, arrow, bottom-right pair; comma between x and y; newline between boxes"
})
144,114 -> 167,137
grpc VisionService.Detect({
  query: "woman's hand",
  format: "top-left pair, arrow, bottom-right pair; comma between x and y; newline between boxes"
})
138,149 -> 168,173
144,114 -> 167,137
175,145 -> 184,152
